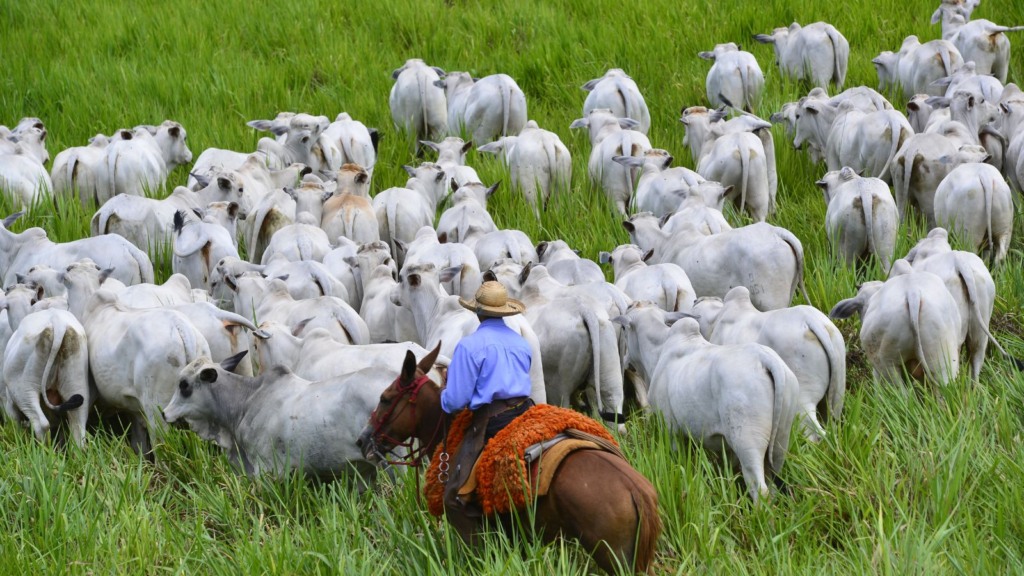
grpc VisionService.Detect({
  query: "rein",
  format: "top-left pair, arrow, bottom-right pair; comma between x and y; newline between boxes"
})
369,372 -> 448,475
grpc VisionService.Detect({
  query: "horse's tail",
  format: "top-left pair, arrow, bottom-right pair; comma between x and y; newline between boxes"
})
627,469 -> 662,574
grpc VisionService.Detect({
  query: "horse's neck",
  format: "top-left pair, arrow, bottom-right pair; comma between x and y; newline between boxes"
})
415,384 -> 447,458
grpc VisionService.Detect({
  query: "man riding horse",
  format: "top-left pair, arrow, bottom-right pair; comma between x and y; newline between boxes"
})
442,280 -> 534,543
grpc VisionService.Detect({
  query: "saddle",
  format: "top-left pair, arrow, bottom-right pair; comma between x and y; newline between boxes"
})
425,404 -> 622,516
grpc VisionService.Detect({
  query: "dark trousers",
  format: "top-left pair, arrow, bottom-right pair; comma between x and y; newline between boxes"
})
443,397 -> 533,544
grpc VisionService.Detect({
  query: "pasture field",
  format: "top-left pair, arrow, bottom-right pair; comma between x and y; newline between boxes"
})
3,0 -> 1024,573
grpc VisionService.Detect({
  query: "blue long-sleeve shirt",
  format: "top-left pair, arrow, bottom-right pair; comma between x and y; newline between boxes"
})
440,317 -> 533,414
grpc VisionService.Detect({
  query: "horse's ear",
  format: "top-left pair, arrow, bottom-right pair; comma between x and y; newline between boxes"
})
417,342 -> 442,374
401,350 -> 417,382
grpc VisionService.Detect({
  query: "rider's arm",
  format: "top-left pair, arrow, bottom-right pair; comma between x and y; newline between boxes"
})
440,343 -> 479,414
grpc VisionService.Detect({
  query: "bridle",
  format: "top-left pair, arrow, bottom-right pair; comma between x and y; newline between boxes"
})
366,372 -> 447,470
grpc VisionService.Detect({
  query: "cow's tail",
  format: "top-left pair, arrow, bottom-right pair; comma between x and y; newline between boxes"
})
38,321 -> 83,413
386,192 -> 400,255
764,350 -> 790,474
418,70 -> 430,139
774,226 -> 812,306
908,287 -> 933,379
939,44 -> 955,76
981,173 -> 995,257
542,136 -> 558,208
501,79 -> 512,138
808,320 -> 847,422
581,306 -> 604,414
623,131 -> 636,207
738,142 -> 750,217
954,257 -> 1021,365
663,272 -> 679,312
826,25 -> 848,89
127,241 -> 155,284
740,62 -> 753,112
877,114 -> 904,180
898,148 -> 917,222
860,185 -> 878,268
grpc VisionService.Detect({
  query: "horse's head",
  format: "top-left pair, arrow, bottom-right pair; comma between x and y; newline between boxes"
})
357,343 -> 443,466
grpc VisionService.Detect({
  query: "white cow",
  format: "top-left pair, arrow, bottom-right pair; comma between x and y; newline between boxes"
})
612,148 -> 709,217
172,210 -> 240,292
616,307 -> 798,502
51,134 -> 111,207
830,260 -> 962,385
83,288 -> 211,454
259,223 -> 332,266
3,308 -> 89,446
570,108 -> 652,214
90,186 -> 203,254
228,274 -> 368,345
440,72 -> 527,145
476,120 -> 572,217
905,227 -> 1012,379
660,189 -> 733,236
680,107 -> 776,222
932,3 -> 1023,83
322,181 -> 379,246
389,59 -> 448,147
261,257 -> 349,303
933,162 -> 1013,266
435,182 -> 498,248
536,240 -> 605,286
473,229 -> 537,273
815,168 -> 898,272
353,242 -> 417,344
0,140 -> 53,208
581,69 -> 651,134
163,351 -> 396,480
0,213 -> 154,287
248,113 -> 328,171
754,21 -> 850,90
623,217 -> 808,311
873,36 -> 964,100
372,163 -> 445,266
104,121 -> 193,200
316,113 -> 378,179
797,98 -> 914,183
692,286 -> 846,441
399,226 -> 482,300
251,321 -> 444,382
699,43 -> 765,113
600,244 -> 696,312
892,131 -> 990,225
419,137 -> 482,191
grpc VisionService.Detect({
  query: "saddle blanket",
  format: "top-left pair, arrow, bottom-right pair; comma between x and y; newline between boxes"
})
425,404 -> 619,516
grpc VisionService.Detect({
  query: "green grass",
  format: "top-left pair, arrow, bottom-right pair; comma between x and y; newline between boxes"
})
3,0 -> 1024,573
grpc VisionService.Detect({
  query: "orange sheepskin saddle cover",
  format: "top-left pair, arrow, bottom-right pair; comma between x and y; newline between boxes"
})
424,404 -> 619,516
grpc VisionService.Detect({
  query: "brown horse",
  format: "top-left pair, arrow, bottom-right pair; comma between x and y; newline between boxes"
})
357,346 -> 662,574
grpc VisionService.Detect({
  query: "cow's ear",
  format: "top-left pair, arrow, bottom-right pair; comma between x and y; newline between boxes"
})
227,202 -> 240,219
400,350 -> 417,383
15,273 -> 26,284
642,249 -> 654,262
622,221 -> 636,234
34,284 -> 44,303
437,231 -> 448,244
461,141 -> 473,155
408,273 -> 421,287
220,350 -> 248,373
356,172 -> 368,184
99,268 -> 116,286
199,367 -> 218,384
482,270 -> 497,282
518,262 -> 533,285
402,164 -> 416,178
168,125 -> 182,139
485,182 -> 499,198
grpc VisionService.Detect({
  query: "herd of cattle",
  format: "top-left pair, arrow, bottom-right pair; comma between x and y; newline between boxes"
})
0,0 -> 1021,502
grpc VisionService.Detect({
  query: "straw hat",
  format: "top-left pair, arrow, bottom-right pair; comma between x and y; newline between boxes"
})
459,281 -> 526,317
